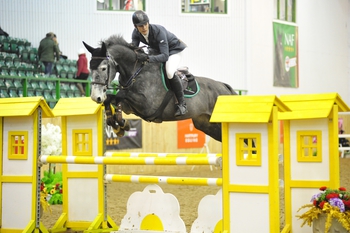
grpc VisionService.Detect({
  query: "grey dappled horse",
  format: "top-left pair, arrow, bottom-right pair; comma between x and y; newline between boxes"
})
83,35 -> 237,142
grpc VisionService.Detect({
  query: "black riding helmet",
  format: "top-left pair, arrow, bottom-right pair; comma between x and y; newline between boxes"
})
132,10 -> 149,26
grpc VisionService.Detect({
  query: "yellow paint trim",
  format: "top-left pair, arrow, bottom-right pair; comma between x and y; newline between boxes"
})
221,122 -> 230,233
0,116 -> 2,229
72,129 -> 93,156
22,214 -> 49,233
227,184 -> 269,193
31,111 -> 39,224
65,171 -> 100,178
289,180 -> 332,188
50,213 -> 68,233
7,131 -> 28,160
0,229 -> 24,233
269,106 -> 280,233
283,120 -> 292,229
85,214 -> 119,231
61,117 -> 69,216
66,221 -> 91,230
235,133 -> 261,166
329,105 -> 340,188
1,176 -> 33,182
296,130 -> 322,162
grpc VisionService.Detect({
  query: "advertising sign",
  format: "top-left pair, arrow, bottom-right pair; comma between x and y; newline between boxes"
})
105,119 -> 142,150
177,119 -> 205,148
273,20 -> 299,88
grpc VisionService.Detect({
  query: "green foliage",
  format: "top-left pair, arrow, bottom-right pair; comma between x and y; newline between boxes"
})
41,170 -> 63,205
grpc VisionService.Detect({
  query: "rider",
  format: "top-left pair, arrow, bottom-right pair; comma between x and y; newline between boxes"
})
131,10 -> 188,117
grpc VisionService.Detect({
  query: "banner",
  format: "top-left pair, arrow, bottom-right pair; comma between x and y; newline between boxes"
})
273,20 -> 299,88
177,119 -> 205,148
105,119 -> 142,150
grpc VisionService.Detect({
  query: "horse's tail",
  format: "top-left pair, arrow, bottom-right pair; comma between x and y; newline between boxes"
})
223,83 -> 238,95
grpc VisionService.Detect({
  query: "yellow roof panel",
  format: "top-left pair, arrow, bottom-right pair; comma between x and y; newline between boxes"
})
0,97 -> 54,117
279,93 -> 350,120
210,95 -> 290,123
53,97 -> 103,116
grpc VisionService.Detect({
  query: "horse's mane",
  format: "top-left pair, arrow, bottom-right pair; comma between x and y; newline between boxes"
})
102,34 -> 137,50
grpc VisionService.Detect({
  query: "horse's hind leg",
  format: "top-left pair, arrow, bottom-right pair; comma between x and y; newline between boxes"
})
192,116 -> 222,142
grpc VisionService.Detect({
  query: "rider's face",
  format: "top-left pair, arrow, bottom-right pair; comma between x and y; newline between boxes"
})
136,23 -> 149,35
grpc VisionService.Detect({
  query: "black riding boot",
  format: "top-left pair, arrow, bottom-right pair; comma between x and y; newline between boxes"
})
170,74 -> 188,117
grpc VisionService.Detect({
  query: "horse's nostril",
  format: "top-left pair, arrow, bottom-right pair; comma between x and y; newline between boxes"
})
97,97 -> 101,102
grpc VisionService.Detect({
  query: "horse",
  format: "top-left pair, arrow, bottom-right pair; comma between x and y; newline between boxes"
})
83,35 -> 237,142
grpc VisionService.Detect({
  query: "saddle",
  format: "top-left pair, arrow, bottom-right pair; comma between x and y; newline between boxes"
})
161,65 -> 199,97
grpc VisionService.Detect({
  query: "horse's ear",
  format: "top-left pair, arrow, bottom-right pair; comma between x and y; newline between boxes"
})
82,41 -> 95,54
101,42 -> 107,54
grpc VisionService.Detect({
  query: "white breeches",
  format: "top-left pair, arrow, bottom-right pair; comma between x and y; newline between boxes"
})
166,48 -> 187,79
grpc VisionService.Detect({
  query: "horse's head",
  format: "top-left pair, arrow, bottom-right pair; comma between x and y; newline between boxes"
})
83,41 -> 110,103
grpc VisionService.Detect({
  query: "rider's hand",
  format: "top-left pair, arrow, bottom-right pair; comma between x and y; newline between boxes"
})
137,53 -> 148,63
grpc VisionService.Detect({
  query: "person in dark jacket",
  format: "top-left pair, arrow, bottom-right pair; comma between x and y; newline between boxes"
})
131,10 -> 188,117
38,32 -> 60,76
75,48 -> 90,96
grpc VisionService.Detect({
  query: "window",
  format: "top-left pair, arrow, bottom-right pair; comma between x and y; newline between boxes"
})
8,131 -> 28,160
97,0 -> 145,11
297,131 -> 322,162
277,0 -> 296,22
72,129 -> 92,156
181,0 -> 227,14
235,133 -> 261,166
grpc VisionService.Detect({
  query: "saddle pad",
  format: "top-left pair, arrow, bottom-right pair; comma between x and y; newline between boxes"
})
161,64 -> 200,98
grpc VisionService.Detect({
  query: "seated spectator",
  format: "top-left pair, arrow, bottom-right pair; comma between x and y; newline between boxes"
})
339,129 -> 350,148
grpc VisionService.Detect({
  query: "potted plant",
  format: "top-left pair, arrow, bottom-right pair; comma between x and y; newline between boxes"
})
297,186 -> 350,232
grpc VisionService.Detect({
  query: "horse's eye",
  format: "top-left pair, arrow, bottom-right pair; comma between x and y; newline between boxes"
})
101,67 -> 107,72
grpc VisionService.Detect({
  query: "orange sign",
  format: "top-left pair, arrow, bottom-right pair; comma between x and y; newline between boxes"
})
177,119 -> 205,148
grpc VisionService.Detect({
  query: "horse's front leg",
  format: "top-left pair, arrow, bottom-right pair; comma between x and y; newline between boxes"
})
114,101 -> 130,132
104,95 -> 123,136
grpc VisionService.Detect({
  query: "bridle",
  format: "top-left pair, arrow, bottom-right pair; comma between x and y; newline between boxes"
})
90,48 -> 146,90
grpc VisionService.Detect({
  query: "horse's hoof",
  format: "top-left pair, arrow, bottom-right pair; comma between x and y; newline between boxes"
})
112,125 -> 121,134
122,120 -> 131,131
117,129 -> 125,137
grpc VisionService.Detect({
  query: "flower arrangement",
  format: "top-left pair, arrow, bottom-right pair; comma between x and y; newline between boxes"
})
41,171 -> 63,205
297,186 -> 350,232
41,123 -> 62,156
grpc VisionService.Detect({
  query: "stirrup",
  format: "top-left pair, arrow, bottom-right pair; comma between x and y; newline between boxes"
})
175,104 -> 188,117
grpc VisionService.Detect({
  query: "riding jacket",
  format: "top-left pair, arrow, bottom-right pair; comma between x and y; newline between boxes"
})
131,24 -> 186,63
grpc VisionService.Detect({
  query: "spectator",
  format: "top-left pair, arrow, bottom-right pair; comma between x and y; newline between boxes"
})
38,32 -> 60,76
75,48 -> 90,96
53,34 -> 67,59
339,129 -> 350,148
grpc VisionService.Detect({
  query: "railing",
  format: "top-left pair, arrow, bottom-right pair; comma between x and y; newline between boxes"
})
0,74 -> 91,108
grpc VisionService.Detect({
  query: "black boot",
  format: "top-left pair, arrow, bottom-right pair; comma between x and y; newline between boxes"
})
170,74 -> 188,117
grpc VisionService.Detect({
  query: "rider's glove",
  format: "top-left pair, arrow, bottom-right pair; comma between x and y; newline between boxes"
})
137,53 -> 149,63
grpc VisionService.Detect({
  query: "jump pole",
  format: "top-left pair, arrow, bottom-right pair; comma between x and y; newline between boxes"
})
104,152 -> 222,157
104,174 -> 222,186
40,155 -> 222,166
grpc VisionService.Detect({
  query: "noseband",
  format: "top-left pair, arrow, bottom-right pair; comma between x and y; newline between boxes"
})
90,56 -> 110,87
